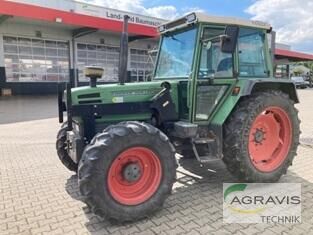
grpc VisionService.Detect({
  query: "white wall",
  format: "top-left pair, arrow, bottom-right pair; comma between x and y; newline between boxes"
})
0,19 -> 159,70
0,21 -> 72,41
0,20 -> 158,50
76,31 -> 158,50
276,43 -> 291,50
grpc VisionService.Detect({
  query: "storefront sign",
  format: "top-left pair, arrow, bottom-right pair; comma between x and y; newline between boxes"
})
9,0 -> 165,27
77,3 -> 164,26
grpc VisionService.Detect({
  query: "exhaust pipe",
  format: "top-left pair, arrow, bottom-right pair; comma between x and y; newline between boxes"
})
118,15 -> 130,85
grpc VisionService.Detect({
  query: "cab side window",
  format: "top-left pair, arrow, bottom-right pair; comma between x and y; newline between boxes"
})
198,27 -> 233,79
238,28 -> 268,77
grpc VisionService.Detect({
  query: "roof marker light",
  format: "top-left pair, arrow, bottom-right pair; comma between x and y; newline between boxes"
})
158,25 -> 166,33
186,13 -> 197,23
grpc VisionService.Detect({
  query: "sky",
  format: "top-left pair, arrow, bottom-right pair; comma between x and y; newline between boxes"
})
84,0 -> 313,53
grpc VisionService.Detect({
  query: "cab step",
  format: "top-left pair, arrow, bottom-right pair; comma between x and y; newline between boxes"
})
191,138 -> 220,163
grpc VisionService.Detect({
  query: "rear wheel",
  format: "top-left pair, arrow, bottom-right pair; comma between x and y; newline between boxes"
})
56,122 -> 78,172
223,91 -> 300,182
78,121 -> 177,221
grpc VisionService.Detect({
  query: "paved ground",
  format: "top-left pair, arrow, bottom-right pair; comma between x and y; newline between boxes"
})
1,90 -> 313,235
0,96 -> 57,124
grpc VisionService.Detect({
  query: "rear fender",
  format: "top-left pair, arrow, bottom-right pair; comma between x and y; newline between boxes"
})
242,80 -> 299,103
210,79 -> 299,127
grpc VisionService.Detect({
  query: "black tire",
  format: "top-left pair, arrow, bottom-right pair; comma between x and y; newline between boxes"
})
223,91 -> 300,182
56,122 -> 78,172
78,121 -> 177,222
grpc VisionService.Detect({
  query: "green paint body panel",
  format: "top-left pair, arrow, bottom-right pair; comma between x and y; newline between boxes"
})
71,81 -> 180,123
210,79 -> 246,125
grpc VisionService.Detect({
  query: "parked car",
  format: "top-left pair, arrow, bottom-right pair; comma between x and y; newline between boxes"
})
304,73 -> 313,88
291,76 -> 308,89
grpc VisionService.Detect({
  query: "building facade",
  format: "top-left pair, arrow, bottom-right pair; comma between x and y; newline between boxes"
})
0,0 -> 164,95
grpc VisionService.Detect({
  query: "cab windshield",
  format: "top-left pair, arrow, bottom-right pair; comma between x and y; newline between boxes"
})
155,27 -> 197,79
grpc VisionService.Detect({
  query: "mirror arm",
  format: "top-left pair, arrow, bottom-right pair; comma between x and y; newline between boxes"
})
208,76 -> 214,85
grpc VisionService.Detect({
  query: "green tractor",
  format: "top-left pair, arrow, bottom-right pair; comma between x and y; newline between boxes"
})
57,13 -> 300,221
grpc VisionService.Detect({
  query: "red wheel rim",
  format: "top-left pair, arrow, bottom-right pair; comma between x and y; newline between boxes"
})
248,106 -> 292,172
107,147 -> 162,205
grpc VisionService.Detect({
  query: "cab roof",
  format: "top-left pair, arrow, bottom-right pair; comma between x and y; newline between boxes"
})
159,12 -> 272,33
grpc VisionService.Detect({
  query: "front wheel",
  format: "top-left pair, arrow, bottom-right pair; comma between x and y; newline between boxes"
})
78,121 -> 177,221
56,122 -> 78,172
223,91 -> 300,182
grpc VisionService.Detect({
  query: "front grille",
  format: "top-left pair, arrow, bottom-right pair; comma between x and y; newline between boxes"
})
78,100 -> 102,104
78,93 -> 100,99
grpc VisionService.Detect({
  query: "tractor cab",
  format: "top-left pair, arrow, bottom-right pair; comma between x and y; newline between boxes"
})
154,12 -> 274,123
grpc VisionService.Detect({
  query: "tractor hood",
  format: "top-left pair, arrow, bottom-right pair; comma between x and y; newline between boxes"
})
71,80 -> 179,108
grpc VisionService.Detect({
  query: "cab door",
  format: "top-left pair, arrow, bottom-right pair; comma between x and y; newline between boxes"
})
191,26 -> 237,123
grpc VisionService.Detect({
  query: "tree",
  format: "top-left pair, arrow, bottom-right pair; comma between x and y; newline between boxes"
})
297,61 -> 313,72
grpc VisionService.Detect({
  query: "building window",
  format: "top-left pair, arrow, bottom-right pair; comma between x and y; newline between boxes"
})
77,43 -> 120,82
3,36 -> 69,82
275,64 -> 289,78
130,48 -> 155,82
77,43 -> 156,82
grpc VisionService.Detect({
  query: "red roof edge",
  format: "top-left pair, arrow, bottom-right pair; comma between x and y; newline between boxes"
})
275,48 -> 313,61
0,1 -> 158,37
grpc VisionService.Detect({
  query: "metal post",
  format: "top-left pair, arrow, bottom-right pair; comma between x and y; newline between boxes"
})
118,15 -> 130,85
286,64 -> 290,79
72,37 -> 78,87
66,82 -> 73,130
271,31 -> 276,76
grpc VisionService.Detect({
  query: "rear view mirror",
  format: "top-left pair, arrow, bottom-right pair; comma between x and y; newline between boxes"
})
221,26 -> 239,53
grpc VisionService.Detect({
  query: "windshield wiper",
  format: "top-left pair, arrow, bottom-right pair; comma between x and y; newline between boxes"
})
170,35 -> 184,44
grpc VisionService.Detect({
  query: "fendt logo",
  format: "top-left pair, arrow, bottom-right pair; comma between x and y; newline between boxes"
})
223,183 -> 301,223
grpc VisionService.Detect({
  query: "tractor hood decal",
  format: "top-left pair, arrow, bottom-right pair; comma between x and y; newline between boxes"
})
111,88 -> 162,97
